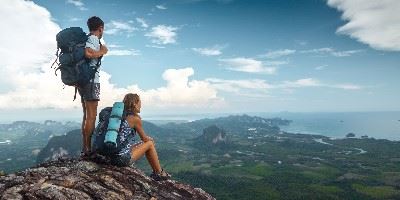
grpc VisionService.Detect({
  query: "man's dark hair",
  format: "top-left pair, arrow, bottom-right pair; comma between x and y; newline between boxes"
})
87,16 -> 104,32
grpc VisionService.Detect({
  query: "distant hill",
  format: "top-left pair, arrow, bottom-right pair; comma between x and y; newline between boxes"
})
191,125 -> 232,152
160,114 -> 290,137
36,129 -> 82,164
36,121 -> 166,164
199,125 -> 227,145
0,120 -> 80,173
0,120 -> 80,136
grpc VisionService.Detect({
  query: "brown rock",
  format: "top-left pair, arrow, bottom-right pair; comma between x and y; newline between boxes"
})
0,158 -> 215,200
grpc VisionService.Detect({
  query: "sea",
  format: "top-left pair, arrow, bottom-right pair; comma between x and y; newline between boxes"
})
258,111 -> 400,141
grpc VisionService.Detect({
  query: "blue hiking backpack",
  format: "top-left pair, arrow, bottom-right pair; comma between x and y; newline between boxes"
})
51,27 -> 101,101
93,102 -> 135,156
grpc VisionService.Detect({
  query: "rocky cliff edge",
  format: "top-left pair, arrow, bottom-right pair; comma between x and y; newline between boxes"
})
0,158 -> 215,200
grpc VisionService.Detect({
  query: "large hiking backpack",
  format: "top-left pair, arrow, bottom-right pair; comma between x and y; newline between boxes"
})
51,27 -> 101,101
93,102 -> 134,156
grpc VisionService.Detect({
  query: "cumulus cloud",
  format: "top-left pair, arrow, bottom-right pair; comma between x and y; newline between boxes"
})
192,45 -> 225,56
66,0 -> 87,11
0,0 -> 61,87
145,25 -> 179,45
327,0 -> 400,51
105,20 -> 136,35
218,57 -> 276,74
0,0 -> 222,111
143,68 -> 223,107
98,68 -> 223,109
260,49 -> 296,59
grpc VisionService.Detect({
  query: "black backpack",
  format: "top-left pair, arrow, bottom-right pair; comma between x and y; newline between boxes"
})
92,107 -> 135,156
51,27 -> 101,101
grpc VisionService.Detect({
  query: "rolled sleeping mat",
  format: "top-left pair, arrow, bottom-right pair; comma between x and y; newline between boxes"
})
104,102 -> 125,151
111,102 -> 124,117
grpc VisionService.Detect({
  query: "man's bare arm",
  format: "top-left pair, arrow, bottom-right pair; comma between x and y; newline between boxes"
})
85,45 -> 108,59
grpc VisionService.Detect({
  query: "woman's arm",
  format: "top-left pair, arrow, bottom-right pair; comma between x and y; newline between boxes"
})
133,117 -> 153,142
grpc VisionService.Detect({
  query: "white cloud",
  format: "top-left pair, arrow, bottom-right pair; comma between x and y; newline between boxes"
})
278,78 -> 361,90
136,17 -> 149,28
0,0 -> 60,84
107,44 -> 122,48
261,49 -> 296,59
0,0 -> 223,111
331,50 -> 363,57
105,43 -> 141,57
145,25 -> 178,45
99,68 -> 223,109
263,60 -> 289,66
105,20 -> 136,35
315,65 -> 327,70
301,47 -> 363,57
206,78 -> 272,94
332,84 -> 361,90
192,45 -> 225,56
205,77 -> 361,98
218,57 -> 276,74
281,78 -> 321,88
106,49 -> 141,56
66,0 -> 87,11
156,5 -> 167,10
145,44 -> 166,49
156,68 -> 219,106
327,0 -> 400,51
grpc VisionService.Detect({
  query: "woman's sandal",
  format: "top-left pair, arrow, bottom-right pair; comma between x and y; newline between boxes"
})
150,168 -> 171,181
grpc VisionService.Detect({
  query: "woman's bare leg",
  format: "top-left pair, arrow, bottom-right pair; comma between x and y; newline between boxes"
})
131,140 -> 162,173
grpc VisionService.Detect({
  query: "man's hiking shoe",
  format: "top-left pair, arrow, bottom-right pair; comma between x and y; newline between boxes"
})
150,168 -> 171,181
79,150 -> 97,161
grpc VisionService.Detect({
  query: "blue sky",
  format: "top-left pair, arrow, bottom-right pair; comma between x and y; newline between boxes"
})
0,0 -> 399,121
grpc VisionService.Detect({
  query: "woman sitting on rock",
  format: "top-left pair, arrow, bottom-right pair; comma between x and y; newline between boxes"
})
94,93 -> 171,181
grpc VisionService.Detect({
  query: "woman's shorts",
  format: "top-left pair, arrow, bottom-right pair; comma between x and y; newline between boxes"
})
78,82 -> 100,103
110,140 -> 144,167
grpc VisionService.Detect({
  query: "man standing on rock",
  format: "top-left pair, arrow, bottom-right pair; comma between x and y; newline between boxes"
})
79,16 -> 108,159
